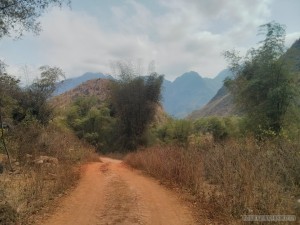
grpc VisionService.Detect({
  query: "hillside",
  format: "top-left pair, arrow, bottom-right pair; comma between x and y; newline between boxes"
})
51,78 -> 111,109
188,86 -> 236,119
54,72 -> 113,96
284,38 -> 300,72
162,69 -> 231,118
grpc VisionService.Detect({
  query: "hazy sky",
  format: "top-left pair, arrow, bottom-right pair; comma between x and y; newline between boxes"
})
0,0 -> 299,82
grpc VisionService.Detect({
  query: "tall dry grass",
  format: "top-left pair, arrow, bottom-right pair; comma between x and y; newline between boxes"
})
125,138 -> 300,224
0,122 -> 99,224
126,146 -> 203,193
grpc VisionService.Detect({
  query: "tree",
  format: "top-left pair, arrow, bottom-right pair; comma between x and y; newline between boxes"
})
0,0 -> 70,39
66,97 -> 117,152
13,65 -> 65,124
111,62 -> 164,150
224,21 -> 298,135
0,61 -> 20,170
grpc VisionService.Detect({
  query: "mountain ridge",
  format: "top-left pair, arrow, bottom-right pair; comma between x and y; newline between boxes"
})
54,69 -> 231,118
162,69 -> 231,117
54,72 -> 113,96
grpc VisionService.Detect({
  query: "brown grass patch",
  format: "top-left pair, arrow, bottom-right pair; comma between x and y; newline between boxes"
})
0,122 -> 98,224
125,138 -> 300,224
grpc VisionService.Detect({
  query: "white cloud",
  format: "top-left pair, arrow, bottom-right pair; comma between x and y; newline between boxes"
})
3,0 -> 298,81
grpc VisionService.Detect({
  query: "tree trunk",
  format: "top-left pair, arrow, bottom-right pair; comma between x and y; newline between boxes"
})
0,107 -> 13,171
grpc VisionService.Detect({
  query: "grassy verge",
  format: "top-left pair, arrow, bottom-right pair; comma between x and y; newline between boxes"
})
125,138 -> 300,224
0,122 -> 99,225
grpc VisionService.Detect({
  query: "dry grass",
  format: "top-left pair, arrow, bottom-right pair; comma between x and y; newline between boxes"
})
125,138 -> 300,224
125,146 -> 203,192
0,122 -> 99,224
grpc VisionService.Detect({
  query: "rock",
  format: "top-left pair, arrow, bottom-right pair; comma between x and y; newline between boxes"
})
14,162 -> 20,166
34,156 -> 59,165
25,154 -> 33,159
34,159 -> 44,165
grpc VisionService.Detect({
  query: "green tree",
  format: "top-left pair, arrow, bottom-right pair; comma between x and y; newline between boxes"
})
13,66 -> 65,125
0,0 -> 70,39
224,21 -> 298,135
0,61 -> 20,170
66,97 -> 116,152
111,62 -> 164,150
194,117 -> 228,141
0,61 -> 20,112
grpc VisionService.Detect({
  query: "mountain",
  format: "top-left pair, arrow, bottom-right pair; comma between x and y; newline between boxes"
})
54,72 -> 113,96
54,69 -> 231,118
188,86 -> 237,119
51,78 -> 111,109
284,38 -> 300,72
162,69 -> 231,118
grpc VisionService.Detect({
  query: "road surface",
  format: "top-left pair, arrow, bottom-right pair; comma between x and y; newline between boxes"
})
41,158 -> 196,225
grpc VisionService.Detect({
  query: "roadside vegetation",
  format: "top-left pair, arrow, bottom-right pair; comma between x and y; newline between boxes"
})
0,64 -> 98,225
125,121 -> 300,224
125,22 -> 300,224
1,3 -> 299,223
0,1 -> 100,224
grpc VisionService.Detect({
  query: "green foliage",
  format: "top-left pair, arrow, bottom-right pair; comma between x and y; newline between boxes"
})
0,63 -> 64,126
0,64 -> 20,118
0,0 -> 70,39
13,66 -> 65,125
194,117 -> 229,141
154,116 -> 243,146
110,63 -> 163,151
66,97 -> 116,152
155,119 -> 192,145
224,21 -> 299,136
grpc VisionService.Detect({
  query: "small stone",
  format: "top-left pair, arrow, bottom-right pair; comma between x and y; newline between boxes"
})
26,154 -> 33,158
35,159 -> 44,164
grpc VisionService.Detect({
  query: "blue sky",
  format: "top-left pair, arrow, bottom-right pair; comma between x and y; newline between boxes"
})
0,0 -> 299,83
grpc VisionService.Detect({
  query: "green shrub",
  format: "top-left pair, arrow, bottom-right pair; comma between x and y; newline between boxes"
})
155,119 -> 192,145
66,97 -> 116,152
194,117 -> 228,141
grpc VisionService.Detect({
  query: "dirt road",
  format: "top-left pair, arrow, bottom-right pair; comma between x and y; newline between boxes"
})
41,158 -> 196,225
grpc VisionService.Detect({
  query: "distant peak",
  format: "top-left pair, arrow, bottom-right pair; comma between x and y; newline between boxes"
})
182,71 -> 201,78
174,71 -> 202,83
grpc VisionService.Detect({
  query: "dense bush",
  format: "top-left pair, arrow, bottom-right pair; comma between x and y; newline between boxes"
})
154,116 -> 242,145
155,119 -> 192,145
66,97 -> 116,153
194,117 -> 229,141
